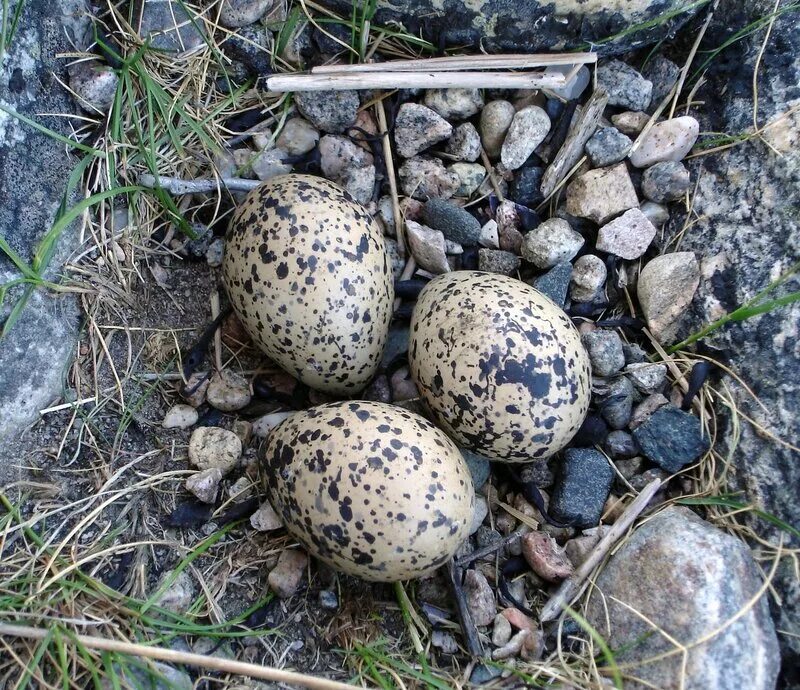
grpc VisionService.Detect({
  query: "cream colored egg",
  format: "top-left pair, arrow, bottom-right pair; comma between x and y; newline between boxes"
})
409,271 -> 591,462
222,174 -> 394,395
262,401 -> 474,581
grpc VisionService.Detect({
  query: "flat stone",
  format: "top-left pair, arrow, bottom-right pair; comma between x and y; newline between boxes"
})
463,569 -> 495,626
250,501 -> 283,531
405,220 -> 450,274
629,116 -> 700,167
531,261 -> 572,307
422,198 -> 481,245
276,117 -> 320,156
188,427 -> 242,474
449,162 -> 486,197
586,506 -> 779,690
185,467 -> 222,503
295,90 -> 359,134
268,549 -> 308,598
585,127 -> 632,169
480,100 -> 515,159
424,88 -> 483,120
162,404 -> 198,429
445,122 -> 481,162
398,156 -> 459,200
478,249 -> 521,275
565,163 -> 639,225
543,64 -> 591,101
597,60 -> 653,111
642,160 -> 691,202
633,405 -> 710,472
501,105 -> 551,170
219,0 -> 274,27
611,110 -> 650,136
509,165 -> 544,207
625,362 -> 667,394
521,218 -> 584,269
582,330 -> 625,377
520,531 -> 573,582
207,370 -> 252,411
600,376 -> 634,430
136,0 -> 206,53
394,103 -> 453,158
550,448 -> 615,529
570,254 -> 607,302
596,208 -> 657,260
637,252 -> 700,343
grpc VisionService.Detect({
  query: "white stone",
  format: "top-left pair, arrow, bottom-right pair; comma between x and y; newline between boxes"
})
252,411 -> 294,438
250,501 -> 283,531
219,0 -> 274,28
394,103 -> 452,158
629,116 -> 700,167
521,218 -> 584,269
276,117 -> 319,156
405,220 -> 450,274
445,122 -> 482,162
185,467 -> 222,503
640,200 -> 670,226
207,370 -> 251,412
188,427 -> 242,474
566,162 -> 639,225
424,88 -> 483,120
570,254 -> 607,302
251,148 -> 292,181
501,106 -> 551,170
637,252 -> 700,343
544,64 -> 591,101
596,208 -> 657,260
480,100 -> 515,159
398,156 -> 459,200
492,612 -> 513,647
162,404 -> 198,429
479,219 -> 499,249
625,362 -> 668,394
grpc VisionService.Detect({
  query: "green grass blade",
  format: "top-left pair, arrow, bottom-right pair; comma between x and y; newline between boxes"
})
15,628 -> 53,690
0,236 -> 37,279
676,495 -> 800,540
0,104 -> 104,156
564,606 -> 623,689
591,0 -> 710,45
1,284 -> 34,338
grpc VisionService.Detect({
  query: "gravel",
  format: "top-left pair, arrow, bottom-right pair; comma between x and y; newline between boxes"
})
596,208 -> 657,260
582,329 -> 626,377
521,218 -> 584,269
394,103 -> 453,158
478,248 -> 521,275
188,427 -> 242,474
600,376 -> 635,430
597,60 -> 653,111
629,116 -> 700,167
642,160 -> 692,202
446,122 -> 482,162
637,252 -> 700,343
480,100 -> 515,158
531,261 -> 573,307
565,163 -> 639,225
570,254 -> 607,302
550,448 -> 615,528
500,106 -> 551,170
295,90 -> 360,134
633,405 -> 711,471
422,198 -> 482,245
585,127 -> 633,167
424,88 -> 483,120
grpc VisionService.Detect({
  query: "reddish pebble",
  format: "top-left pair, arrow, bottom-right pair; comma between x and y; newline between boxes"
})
521,531 -> 574,582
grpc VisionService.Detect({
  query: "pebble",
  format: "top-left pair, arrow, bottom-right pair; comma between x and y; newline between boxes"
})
250,501 -> 283,531
206,238 -> 224,267
566,163 -> 639,225
185,467 -> 222,503
544,64 -> 590,100
137,0 -> 206,53
319,134 -> 373,179
478,249 -> 521,275
629,468 -> 669,491
642,55 -> 681,111
377,196 -> 396,236
630,393 -> 670,429
479,219 -> 499,249
470,495 -> 489,535
252,411 -> 293,438
463,569 -> 496,626
390,365 -> 419,401
564,526 -> 610,567
550,448 -> 615,528
318,589 -> 339,610
219,0 -> 273,27
585,127 -> 633,167
449,162 -> 486,197
615,455 -> 646,479
510,166 -> 544,207
470,664 -> 503,684
461,449 -> 491,489
251,148 -> 292,181
596,208 -> 657,260
362,373 -> 392,403
422,198 -> 481,245
207,370 -> 251,411
153,569 -> 194,614
492,630 -> 529,660
162,404 -> 198,429
229,476 -> 253,502
501,106 -> 551,170
570,255 -> 607,302
597,60 -> 653,111
633,405 -> 711,472
629,116 -> 700,167
475,526 -> 503,556
637,252 -> 700,342
604,430 -> 640,459
424,88 -> 483,120
342,166 -> 376,205
611,110 -> 650,136
188,427 -> 242,474
405,220 -> 450,274
446,122 -> 481,162
600,377 -> 635,430
394,103 -> 453,158
68,60 -> 118,112
640,200 -> 670,226
294,90 -> 359,134
480,100 -> 515,158
384,237 -> 405,281
582,330 -> 625,377
532,261 -> 572,307
181,371 -> 210,407
521,218 -> 584,269
521,531 -> 574,582
398,156 -> 459,200
276,117 -> 319,156
642,160 -> 691,202
492,613 -> 513,646
626,362 -> 667,394
268,549 -> 308,598
431,630 -> 460,654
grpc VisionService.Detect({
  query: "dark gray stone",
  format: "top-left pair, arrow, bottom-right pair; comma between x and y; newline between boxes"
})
585,127 -> 632,167
294,90 -> 359,134
600,376 -> 634,430
622,341 -> 648,364
582,329 -> 625,377
509,165 -> 544,207
604,430 -> 639,459
477,248 -> 520,276
470,663 -> 503,684
422,198 -> 481,245
642,160 -> 691,202
633,405 -> 711,472
597,60 -> 653,111
530,262 -> 572,308
318,589 -> 339,610
220,24 -> 272,76
642,55 -> 680,112
460,448 -> 491,490
520,459 -> 554,489
320,0 -> 700,55
550,448 -> 614,529
586,507 -> 780,690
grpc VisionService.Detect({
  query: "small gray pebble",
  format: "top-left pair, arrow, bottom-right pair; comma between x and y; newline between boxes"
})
422,198 -> 482,245
642,161 -> 691,202
601,376 -> 635,430
318,589 -> 339,610
604,430 -> 640,459
582,330 -> 626,377
585,127 -> 632,167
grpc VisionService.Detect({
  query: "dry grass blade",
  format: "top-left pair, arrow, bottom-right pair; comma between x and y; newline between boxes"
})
310,52 -> 597,72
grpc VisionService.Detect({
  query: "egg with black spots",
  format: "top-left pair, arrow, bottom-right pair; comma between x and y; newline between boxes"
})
409,271 -> 591,463
223,174 -> 394,395
262,401 -> 474,581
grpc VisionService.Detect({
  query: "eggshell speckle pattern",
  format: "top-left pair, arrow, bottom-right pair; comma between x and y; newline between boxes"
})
262,401 -> 474,581
222,174 -> 394,394
409,271 -> 591,462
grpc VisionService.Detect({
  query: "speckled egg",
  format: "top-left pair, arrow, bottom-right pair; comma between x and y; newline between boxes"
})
262,401 -> 474,581
409,271 -> 591,462
223,174 -> 394,394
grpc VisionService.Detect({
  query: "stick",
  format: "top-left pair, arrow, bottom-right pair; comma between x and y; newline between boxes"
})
39,397 -> 97,415
446,560 -> 485,658
311,52 -> 597,73
265,71 -> 567,92
479,147 -> 504,202
539,478 -> 663,623
139,173 -> 261,194
374,97 -> 405,256
0,622 -> 354,690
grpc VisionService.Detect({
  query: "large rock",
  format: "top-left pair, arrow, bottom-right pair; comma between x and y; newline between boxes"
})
0,0 -> 88,482
321,0 -> 700,54
586,507 -> 780,690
